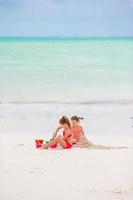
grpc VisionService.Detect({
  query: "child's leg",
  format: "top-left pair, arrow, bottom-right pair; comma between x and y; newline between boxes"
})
57,135 -> 67,148
42,135 -> 66,149
77,136 -> 94,147
71,138 -> 78,143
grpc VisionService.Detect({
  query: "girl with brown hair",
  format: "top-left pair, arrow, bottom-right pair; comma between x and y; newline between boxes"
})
41,116 -> 73,149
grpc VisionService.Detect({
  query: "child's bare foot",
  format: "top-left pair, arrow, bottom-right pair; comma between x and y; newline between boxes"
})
40,144 -> 49,149
43,145 -> 49,149
38,142 -> 47,149
38,146 -> 44,149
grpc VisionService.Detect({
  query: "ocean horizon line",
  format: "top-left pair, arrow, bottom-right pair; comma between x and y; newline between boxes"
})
0,36 -> 133,41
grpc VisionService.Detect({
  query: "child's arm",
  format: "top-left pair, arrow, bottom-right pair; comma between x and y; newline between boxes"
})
81,126 -> 85,136
80,126 -> 93,145
51,127 -> 62,140
63,132 -> 70,141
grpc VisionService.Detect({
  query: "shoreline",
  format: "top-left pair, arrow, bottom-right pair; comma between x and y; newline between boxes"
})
0,99 -> 133,105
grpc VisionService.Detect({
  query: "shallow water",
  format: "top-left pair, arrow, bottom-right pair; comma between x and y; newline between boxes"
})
0,37 -> 133,103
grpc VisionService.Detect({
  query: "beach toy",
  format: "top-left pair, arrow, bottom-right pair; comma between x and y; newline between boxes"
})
35,139 -> 44,148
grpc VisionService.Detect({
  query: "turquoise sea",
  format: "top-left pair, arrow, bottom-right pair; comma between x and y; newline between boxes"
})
0,37 -> 133,104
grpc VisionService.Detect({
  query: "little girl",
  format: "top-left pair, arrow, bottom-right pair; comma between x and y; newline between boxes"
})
71,116 -> 94,146
41,116 -> 73,149
71,116 -> 84,143
71,116 -> 127,149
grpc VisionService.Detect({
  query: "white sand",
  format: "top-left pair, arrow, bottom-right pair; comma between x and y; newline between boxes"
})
0,103 -> 133,200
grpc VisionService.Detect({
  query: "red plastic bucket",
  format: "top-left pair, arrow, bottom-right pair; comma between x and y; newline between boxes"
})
35,139 -> 44,148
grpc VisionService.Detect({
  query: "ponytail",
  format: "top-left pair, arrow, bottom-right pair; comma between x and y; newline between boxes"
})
71,116 -> 84,121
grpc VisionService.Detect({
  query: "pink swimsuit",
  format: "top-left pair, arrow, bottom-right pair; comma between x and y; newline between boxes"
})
50,130 -> 72,149
63,130 -> 72,148
71,126 -> 82,142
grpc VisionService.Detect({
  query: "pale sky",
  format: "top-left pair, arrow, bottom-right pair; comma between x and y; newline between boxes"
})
0,0 -> 133,37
